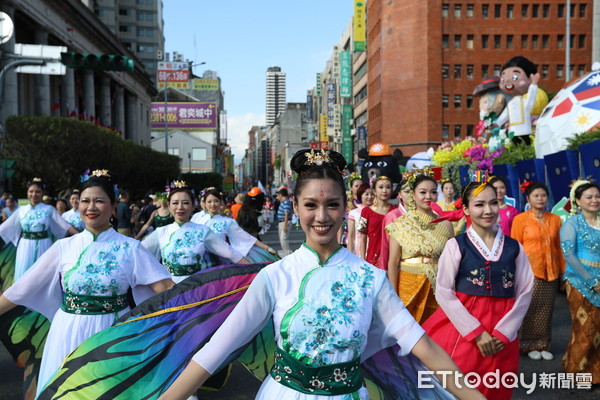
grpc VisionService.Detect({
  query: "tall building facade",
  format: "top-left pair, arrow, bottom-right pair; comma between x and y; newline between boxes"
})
266,66 -> 287,126
367,0 -> 594,156
84,0 -> 165,83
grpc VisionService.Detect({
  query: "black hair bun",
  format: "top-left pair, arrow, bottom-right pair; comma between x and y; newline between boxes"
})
290,149 -> 347,175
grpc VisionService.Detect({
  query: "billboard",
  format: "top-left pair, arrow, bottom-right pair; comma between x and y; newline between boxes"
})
192,79 -> 220,90
157,61 -> 189,89
151,102 -> 217,130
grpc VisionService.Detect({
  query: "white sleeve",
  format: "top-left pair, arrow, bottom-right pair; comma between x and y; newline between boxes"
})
191,270 -> 275,373
524,84 -> 538,113
226,220 -> 257,257
48,207 -> 72,239
204,229 -> 244,263
0,210 -> 22,246
128,241 -> 172,305
141,230 -> 161,260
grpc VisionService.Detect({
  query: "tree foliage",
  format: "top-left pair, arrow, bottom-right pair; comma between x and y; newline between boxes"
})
1,116 -> 180,198
180,172 -> 223,192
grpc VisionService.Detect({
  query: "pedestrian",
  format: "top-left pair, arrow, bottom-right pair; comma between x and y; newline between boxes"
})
437,179 -> 466,236
559,180 -> 600,387
157,149 -> 485,400
236,187 -> 265,238
62,189 -> 85,232
347,183 -> 373,256
0,169 -> 175,396
423,178 -> 534,400
116,190 -> 135,237
276,187 -> 293,256
386,170 -> 453,323
489,176 -> 519,236
0,178 -> 78,281
135,193 -> 174,240
511,181 -> 565,360
1,195 -> 18,223
142,181 -> 251,283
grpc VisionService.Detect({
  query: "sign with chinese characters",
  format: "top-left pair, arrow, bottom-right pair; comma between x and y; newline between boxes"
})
151,102 -> 217,130
316,73 -> 322,97
357,126 -> 367,150
320,114 -> 328,142
306,93 -> 313,120
340,51 -> 352,98
353,1 -> 366,52
192,79 -> 220,90
157,61 -> 189,89
326,82 -> 336,128
342,105 -> 354,162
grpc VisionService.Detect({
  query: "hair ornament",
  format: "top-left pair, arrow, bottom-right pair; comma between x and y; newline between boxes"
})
405,167 -> 435,189
166,180 -> 189,193
304,149 -> 332,166
519,180 -> 533,194
470,170 -> 490,197
32,177 -> 43,183
439,178 -> 452,185
204,186 -> 217,192
156,192 -> 168,202
569,178 -> 595,215
348,171 -> 362,182
91,169 -> 111,178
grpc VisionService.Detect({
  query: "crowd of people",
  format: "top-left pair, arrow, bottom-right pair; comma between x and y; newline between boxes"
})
0,148 -> 597,399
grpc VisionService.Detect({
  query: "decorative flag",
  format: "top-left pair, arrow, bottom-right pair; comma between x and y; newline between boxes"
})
50,99 -> 61,112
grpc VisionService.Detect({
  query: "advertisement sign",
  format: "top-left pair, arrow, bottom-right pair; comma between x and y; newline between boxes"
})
353,1 -> 366,52
326,82 -> 336,128
340,51 -> 352,98
310,142 -> 319,150
192,79 -> 220,90
306,93 -> 313,121
157,61 -> 189,89
151,102 -> 217,130
320,141 -> 329,150
316,73 -> 322,97
319,114 -> 328,142
342,105 -> 354,162
357,126 -> 367,150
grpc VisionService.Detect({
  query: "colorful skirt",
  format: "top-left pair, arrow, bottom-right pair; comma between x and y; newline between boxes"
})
519,277 -> 558,352
423,292 -> 519,400
563,282 -> 600,383
398,270 -> 438,324
245,246 -> 280,264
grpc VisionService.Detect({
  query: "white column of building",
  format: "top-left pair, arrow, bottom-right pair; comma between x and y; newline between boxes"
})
83,70 -> 95,119
60,67 -> 75,117
115,86 -> 125,135
593,0 -> 600,63
33,30 -> 51,116
0,5 -> 18,125
100,76 -> 111,127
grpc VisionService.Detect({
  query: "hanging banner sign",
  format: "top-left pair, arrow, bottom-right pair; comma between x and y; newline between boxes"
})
316,73 -> 322,97
192,79 -> 220,90
157,62 -> 189,89
342,105 -> 354,162
340,51 -> 352,98
320,114 -> 328,142
353,1 -> 366,52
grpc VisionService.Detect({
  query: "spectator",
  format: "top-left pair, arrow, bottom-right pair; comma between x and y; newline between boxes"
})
276,188 -> 293,256
231,193 -> 244,220
1,196 -> 18,222
116,190 -> 135,237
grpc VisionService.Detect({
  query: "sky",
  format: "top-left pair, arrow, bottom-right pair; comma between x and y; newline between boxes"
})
163,1 -> 354,162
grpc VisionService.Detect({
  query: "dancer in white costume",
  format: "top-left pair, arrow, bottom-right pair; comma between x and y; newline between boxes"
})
62,189 -> 86,232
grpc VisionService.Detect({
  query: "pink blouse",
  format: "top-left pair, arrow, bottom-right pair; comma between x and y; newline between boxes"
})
497,205 -> 519,236
435,227 -> 534,343
377,204 -> 407,270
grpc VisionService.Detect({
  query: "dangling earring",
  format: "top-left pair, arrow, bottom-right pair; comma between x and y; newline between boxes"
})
373,197 -> 378,207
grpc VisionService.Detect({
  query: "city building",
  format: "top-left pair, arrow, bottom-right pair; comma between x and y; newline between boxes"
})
0,0 -> 156,145
270,102 -> 308,188
85,0 -> 165,84
366,0 -> 596,156
265,66 -> 287,126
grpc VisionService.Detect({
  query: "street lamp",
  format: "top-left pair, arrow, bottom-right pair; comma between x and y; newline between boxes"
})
163,61 -> 206,153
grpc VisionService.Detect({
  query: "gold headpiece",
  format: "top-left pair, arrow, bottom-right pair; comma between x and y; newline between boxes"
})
404,167 -> 435,189
172,180 -> 187,189
32,177 -> 43,182
90,169 -> 111,178
304,149 -> 332,166
348,171 -> 362,182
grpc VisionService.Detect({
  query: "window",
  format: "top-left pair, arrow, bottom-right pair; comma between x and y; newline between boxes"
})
137,45 -> 145,53
466,35 -> 474,49
442,94 -> 449,108
481,64 -> 489,77
442,4 -> 449,18
442,35 -> 449,48
454,64 -> 462,79
542,35 -> 549,48
137,28 -> 145,36
507,4 -> 514,18
168,148 -> 180,156
146,45 -> 154,54
146,13 -> 153,21
543,4 -> 550,18
494,4 -> 501,18
119,8 -> 128,16
354,86 -> 367,104
557,34 -> 564,48
467,4 -> 474,17
580,4 -> 587,18
454,95 -> 462,108
521,34 -> 528,48
454,35 -> 462,48
578,65 -> 586,76
482,4 -> 489,18
466,125 -> 474,136
467,64 -> 474,78
454,125 -> 462,138
532,35 -> 539,48
521,4 -> 529,17
466,95 -> 474,108
355,111 -> 367,127
506,35 -> 513,48
570,34 -> 575,48
482,34 -> 489,48
570,4 -> 575,17
442,64 -> 449,79
119,25 -> 130,33
542,65 -> 549,78
570,64 -> 575,78
579,35 -> 586,49
454,4 -> 462,18
558,4 -> 564,17
494,35 -> 501,48
494,64 -> 501,75
146,28 -> 153,37
145,61 -> 155,69
354,61 -> 367,80
442,125 -> 449,139
192,148 -> 207,161
532,4 -> 539,18
557,64 -> 564,78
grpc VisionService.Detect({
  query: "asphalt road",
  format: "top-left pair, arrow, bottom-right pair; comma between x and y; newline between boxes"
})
0,225 -> 596,398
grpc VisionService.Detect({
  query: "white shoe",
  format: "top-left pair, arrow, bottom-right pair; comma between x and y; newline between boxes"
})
540,351 -> 554,360
528,351 -> 542,360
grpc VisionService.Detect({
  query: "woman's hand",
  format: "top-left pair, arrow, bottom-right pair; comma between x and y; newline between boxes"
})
492,337 -> 505,353
474,331 -> 496,357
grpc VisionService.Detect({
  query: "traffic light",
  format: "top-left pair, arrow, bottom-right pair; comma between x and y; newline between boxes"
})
60,52 -> 134,72
0,159 -> 16,179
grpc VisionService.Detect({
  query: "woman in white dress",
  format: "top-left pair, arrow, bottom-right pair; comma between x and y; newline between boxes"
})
158,149 -> 485,400
0,178 -> 79,281
62,189 -> 86,232
0,170 -> 175,395
192,188 -> 278,262
142,181 -> 251,284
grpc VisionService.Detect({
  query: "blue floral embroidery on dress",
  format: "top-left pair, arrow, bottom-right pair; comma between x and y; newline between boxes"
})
162,227 -> 208,265
20,207 -> 51,232
209,220 -> 230,234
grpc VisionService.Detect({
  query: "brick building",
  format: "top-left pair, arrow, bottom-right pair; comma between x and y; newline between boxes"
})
366,0 -> 594,156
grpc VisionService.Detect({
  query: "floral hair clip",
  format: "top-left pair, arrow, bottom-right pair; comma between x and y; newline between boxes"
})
519,180 -> 533,194
166,180 -> 188,192
470,170 -> 490,197
304,149 -> 331,166
91,169 -> 111,178
32,177 -> 43,183
348,171 -> 362,182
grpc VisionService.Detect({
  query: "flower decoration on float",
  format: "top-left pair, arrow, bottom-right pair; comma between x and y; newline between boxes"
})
304,149 -> 331,166
569,178 -> 595,215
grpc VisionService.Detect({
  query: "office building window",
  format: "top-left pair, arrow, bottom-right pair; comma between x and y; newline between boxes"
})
543,4 -> 550,18
467,95 -> 474,108
442,4 -> 449,18
507,4 -> 514,18
532,35 -> 539,48
482,4 -> 489,18
494,4 -> 502,18
466,35 -> 474,49
542,65 -> 549,78
570,64 -> 575,78
557,34 -> 564,48
557,64 -> 564,78
467,64 -> 474,78
467,125 -> 474,136
578,65 -> 585,76
467,4 -> 474,17
494,64 -> 501,75
570,34 -> 575,48
454,35 -> 462,48
454,64 -> 462,79
579,35 -> 586,49
137,12 -> 145,21
442,34 -> 449,48
481,64 -> 489,77
570,4 -> 575,17
558,4 -> 565,17
542,35 -> 549,48
442,125 -> 449,139
506,35 -> 513,48
168,148 -> 180,156
521,4 -> 529,17
454,125 -> 462,138
494,35 -> 501,48
454,4 -> 462,17
532,4 -> 539,17
192,148 -> 207,161
521,34 -> 528,48
119,8 -> 128,16
146,13 -> 153,21
442,94 -> 449,108
442,64 -> 449,79
579,4 -> 586,17
119,25 -> 130,33
482,34 -> 489,48
454,95 -> 462,108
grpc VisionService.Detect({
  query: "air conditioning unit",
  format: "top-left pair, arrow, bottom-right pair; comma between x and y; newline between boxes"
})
156,50 -> 163,60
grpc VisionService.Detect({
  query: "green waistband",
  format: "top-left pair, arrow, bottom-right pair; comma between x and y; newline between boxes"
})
61,292 -> 128,315
270,347 -> 362,395
164,262 -> 204,276
22,231 -> 49,240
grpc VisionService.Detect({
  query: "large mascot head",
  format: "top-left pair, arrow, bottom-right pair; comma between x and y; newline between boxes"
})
499,56 -> 537,96
358,142 -> 404,190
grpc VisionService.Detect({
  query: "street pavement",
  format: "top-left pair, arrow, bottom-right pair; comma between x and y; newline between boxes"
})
0,225 -> 596,398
